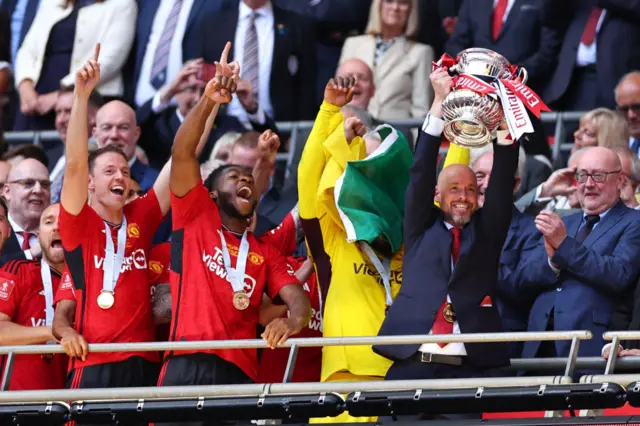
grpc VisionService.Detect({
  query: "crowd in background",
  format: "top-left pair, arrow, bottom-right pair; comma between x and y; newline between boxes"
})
0,0 -> 639,424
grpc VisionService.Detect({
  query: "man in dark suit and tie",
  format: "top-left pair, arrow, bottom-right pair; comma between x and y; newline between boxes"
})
521,146 -> 640,359
445,0 -> 561,92
127,0 -> 234,107
616,72 -> 640,158
0,0 -> 39,65
374,68 -> 518,421
191,0 -> 317,123
543,0 -> 640,111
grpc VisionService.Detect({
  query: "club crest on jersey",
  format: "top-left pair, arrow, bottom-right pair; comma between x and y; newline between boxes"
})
0,278 -> 15,301
128,223 -> 141,238
61,273 -> 73,289
202,248 -> 257,296
225,243 -> 264,265
149,261 -> 164,275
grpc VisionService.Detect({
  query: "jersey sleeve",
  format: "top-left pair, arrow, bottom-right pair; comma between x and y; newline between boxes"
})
59,202 -> 100,250
171,183 -> 219,229
260,213 -> 297,256
53,269 -> 78,305
148,243 -> 171,285
129,188 -> 165,244
0,269 -> 21,319
264,244 -> 300,300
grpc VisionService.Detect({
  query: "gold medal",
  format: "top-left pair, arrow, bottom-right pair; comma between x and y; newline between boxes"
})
443,303 -> 456,323
97,290 -> 115,309
232,292 -> 250,311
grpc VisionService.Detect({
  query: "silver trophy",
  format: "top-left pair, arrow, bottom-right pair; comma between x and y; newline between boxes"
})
441,48 -> 528,148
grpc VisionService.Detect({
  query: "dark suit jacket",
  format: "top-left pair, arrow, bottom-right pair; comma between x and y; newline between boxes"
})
126,0 -> 233,103
609,275 -> 640,350
445,0 -> 561,92
257,184 -> 298,231
0,229 -> 27,266
542,0 -> 640,108
191,5 -> 317,122
497,206 -> 541,357
519,201 -> 640,358
514,154 -> 552,200
0,0 -> 39,60
374,123 -> 519,369
130,158 -> 159,193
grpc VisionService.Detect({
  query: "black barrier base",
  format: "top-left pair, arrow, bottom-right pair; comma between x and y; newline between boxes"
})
0,402 -> 69,425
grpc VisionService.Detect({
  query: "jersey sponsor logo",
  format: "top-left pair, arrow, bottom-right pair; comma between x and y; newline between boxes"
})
31,317 -> 45,327
202,248 -> 257,296
225,243 -> 264,266
149,260 -> 164,275
93,249 -> 148,272
352,263 -> 402,286
128,223 -> 141,238
307,308 -> 323,332
0,279 -> 15,301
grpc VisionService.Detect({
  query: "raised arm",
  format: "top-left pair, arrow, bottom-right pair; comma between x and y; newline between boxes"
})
170,42 -> 238,197
61,44 -> 101,215
253,130 -> 280,198
404,68 -> 453,243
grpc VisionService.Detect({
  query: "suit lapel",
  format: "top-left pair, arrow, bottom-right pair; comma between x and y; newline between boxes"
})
129,159 -> 144,184
495,0 -> 522,42
185,0 -> 205,33
503,207 -> 522,251
375,37 -> 408,84
583,201 -> 628,247
566,213 -> 582,239
6,231 -> 21,254
435,215 -> 454,282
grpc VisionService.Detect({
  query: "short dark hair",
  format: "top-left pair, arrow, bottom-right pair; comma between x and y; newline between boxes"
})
0,196 -> 7,217
58,85 -> 104,109
2,144 -> 49,169
88,145 -> 129,173
203,164 -> 253,192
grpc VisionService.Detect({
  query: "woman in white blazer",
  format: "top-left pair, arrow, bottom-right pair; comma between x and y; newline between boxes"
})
339,0 -> 433,121
14,0 -> 137,131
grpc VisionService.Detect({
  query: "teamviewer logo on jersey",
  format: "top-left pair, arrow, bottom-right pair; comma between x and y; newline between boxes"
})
202,249 -> 257,296
94,249 -> 148,272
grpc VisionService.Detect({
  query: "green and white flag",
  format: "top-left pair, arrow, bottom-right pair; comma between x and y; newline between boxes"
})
334,125 -> 413,254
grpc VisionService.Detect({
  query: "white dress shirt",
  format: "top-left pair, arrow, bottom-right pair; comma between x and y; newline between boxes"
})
493,0 -> 516,23
135,0 -> 196,107
8,214 -> 37,260
576,10 -> 606,67
228,0 -> 274,124
417,114 -> 467,356
50,156 -> 66,184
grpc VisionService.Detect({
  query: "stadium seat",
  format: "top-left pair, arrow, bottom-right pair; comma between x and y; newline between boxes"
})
70,393 -> 345,424
346,384 -> 626,417
0,402 -> 69,426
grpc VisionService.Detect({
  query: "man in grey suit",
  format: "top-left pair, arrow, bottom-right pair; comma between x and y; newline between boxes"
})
516,147 -> 587,217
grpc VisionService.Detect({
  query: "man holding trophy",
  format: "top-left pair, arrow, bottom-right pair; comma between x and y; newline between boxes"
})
374,48 -> 544,421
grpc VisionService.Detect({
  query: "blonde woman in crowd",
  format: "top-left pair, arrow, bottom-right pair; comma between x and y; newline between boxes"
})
338,0 -> 432,122
572,107 -> 630,154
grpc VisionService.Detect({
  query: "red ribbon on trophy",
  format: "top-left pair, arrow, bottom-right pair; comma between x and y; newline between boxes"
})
434,53 -> 551,141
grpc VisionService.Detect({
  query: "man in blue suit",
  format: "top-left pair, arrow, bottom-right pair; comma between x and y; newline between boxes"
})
374,67 -> 519,417
521,146 -> 640,359
471,144 -> 541,359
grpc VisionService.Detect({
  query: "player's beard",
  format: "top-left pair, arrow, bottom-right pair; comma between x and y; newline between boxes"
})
217,190 -> 256,220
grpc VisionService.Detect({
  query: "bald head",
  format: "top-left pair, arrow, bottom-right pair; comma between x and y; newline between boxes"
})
436,164 -> 478,227
576,147 -> 624,214
615,71 -> 640,139
337,59 -> 375,109
93,100 -> 141,160
3,158 -> 51,231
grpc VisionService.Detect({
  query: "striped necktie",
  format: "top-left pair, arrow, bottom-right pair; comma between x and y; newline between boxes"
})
242,11 -> 260,102
150,0 -> 184,89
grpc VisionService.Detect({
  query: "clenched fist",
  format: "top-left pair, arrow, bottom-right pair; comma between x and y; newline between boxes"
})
344,116 -> 366,143
258,129 -> 280,159
324,76 -> 355,107
204,76 -> 237,104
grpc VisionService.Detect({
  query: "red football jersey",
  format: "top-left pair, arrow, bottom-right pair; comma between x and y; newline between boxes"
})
0,260 -> 68,390
55,190 -> 164,369
169,183 -> 298,381
261,212 -> 297,256
148,242 -> 171,342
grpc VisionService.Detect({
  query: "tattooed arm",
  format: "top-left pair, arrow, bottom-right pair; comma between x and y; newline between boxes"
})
153,283 -> 172,324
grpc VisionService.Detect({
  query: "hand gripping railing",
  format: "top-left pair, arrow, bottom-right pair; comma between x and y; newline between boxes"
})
0,331 -> 591,401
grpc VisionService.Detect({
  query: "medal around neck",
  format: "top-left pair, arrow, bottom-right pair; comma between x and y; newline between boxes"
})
97,290 -> 115,309
233,291 -> 250,310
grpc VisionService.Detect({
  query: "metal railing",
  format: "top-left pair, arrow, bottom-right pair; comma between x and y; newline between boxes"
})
0,331 -> 592,402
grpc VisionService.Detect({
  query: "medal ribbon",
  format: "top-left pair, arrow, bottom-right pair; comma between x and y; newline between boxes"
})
218,230 -> 250,294
102,217 -> 127,295
39,259 -> 55,327
359,242 -> 393,307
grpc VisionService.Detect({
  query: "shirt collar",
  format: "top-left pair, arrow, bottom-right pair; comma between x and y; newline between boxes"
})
176,108 -> 185,123
584,205 -> 613,222
239,0 -> 272,19
8,214 -> 26,233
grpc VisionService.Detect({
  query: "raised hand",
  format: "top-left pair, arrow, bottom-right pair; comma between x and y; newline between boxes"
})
204,75 -> 237,104
539,167 -> 577,198
236,79 -> 258,113
430,67 -> 454,101
215,42 -> 241,79
324,76 -> 355,107
344,116 -> 366,143
258,129 -> 280,161
159,58 -> 204,104
535,211 -> 567,249
75,44 -> 101,99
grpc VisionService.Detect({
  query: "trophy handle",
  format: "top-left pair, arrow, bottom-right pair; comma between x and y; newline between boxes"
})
516,67 -> 528,85
447,64 -> 459,76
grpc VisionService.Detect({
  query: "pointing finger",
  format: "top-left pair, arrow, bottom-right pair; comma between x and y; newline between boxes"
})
220,41 -> 231,65
93,43 -> 101,62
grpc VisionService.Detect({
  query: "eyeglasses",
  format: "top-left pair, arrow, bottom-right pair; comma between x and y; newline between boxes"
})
382,0 -> 411,6
6,179 -> 52,190
575,170 -> 621,184
617,104 -> 640,114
